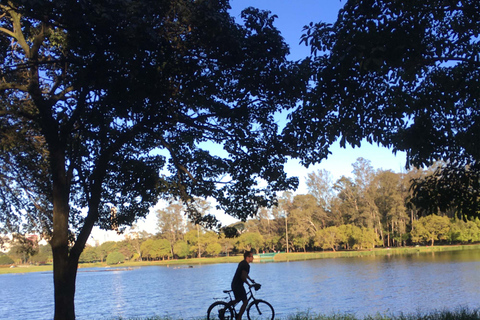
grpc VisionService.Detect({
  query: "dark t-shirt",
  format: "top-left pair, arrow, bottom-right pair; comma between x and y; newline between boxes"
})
231,259 -> 250,288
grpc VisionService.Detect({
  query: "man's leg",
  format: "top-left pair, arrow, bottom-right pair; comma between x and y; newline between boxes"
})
236,298 -> 248,320
227,298 -> 239,309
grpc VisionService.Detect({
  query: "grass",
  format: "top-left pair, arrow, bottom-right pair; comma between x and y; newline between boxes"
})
0,255 -> 242,275
282,309 -> 480,320
110,308 -> 480,320
2,244 -> 480,275
273,244 -> 480,262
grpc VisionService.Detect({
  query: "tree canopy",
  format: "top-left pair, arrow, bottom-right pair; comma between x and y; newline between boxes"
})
286,0 -> 479,168
0,0 -> 303,318
283,0 -> 480,219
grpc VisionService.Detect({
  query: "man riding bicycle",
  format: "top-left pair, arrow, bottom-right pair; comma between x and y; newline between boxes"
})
230,251 -> 254,320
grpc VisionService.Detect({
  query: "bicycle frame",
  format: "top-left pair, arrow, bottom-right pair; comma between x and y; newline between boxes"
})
222,284 -> 258,314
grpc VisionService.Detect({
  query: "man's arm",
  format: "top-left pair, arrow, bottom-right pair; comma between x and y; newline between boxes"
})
241,270 -> 254,285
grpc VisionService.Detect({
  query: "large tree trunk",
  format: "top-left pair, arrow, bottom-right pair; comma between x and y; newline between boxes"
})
50,146 -> 78,320
52,250 -> 78,320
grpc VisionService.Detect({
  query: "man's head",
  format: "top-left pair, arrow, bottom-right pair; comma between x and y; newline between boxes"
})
244,251 -> 254,263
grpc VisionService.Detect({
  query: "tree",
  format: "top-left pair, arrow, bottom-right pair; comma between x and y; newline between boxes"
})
0,1 -> 302,318
277,192 -> 293,252
79,246 -> 98,263
334,176 -> 362,226
315,226 -> 341,251
140,238 -> 171,260
106,251 -> 125,265
184,228 -> 211,258
156,200 -> 186,256
30,244 -> 52,264
288,194 -> 321,251
410,163 -> 480,219
115,240 -> 136,261
306,169 -> 334,213
411,215 -> 451,246
219,232 -> 236,256
374,170 -> 408,247
8,233 -> 38,264
0,254 -> 14,265
96,241 -> 117,263
284,0 -> 480,218
205,242 -> 222,257
123,229 -> 150,261
236,232 -> 264,253
173,240 -> 190,259
447,219 -> 480,244
352,158 -> 382,237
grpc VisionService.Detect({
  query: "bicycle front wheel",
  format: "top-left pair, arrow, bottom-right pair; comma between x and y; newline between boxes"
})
247,299 -> 274,320
207,301 -> 235,320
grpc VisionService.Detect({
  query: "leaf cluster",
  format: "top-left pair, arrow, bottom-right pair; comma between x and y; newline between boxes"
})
286,0 -> 480,169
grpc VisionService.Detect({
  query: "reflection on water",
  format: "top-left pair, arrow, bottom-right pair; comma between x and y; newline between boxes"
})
1,249 -> 480,319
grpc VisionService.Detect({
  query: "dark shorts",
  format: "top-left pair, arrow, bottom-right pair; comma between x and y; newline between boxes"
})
232,284 -> 247,301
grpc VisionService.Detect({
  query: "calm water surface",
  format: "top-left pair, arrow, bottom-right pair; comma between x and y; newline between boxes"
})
1,249 -> 480,319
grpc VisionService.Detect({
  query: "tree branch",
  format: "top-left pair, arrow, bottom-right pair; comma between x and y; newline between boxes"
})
0,82 -> 29,92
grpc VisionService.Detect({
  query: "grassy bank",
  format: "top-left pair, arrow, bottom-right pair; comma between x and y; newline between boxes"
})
113,308 -> 480,320
2,244 -> 480,275
0,255 -> 242,275
273,244 -> 480,262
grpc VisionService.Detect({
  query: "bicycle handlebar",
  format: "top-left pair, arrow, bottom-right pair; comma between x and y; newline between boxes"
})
250,283 -> 262,291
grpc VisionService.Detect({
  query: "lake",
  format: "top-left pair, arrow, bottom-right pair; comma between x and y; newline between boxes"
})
1,249 -> 480,319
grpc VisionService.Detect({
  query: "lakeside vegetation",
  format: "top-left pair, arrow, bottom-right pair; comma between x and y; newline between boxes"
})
108,308 -> 480,320
4,158 -> 480,270
3,244 -> 480,275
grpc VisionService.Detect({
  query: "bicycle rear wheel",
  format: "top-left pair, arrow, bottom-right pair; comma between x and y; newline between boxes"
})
246,299 -> 274,320
207,301 -> 235,320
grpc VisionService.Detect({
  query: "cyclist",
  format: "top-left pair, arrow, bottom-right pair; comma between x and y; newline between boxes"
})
229,251 -> 255,320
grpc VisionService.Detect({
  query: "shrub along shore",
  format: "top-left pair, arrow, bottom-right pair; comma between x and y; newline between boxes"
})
2,243 -> 480,275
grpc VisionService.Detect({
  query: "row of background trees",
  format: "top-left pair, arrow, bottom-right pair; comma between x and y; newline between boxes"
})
3,157 -> 478,265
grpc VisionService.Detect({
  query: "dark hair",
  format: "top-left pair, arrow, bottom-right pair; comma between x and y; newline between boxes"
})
244,251 -> 252,259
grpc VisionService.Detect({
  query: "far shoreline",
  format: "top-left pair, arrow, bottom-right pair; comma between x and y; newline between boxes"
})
2,243 -> 480,275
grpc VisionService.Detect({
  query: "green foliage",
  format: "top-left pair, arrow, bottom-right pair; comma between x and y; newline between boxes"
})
236,232 -> 264,253
411,215 -> 451,246
447,219 -> 480,244
173,240 -> 190,259
156,201 -> 185,249
29,251 -> 50,265
410,163 -> 480,219
6,234 -> 39,264
79,246 -> 99,263
0,254 -> 14,265
97,242 -> 118,262
140,239 -> 171,260
315,226 -> 341,251
106,251 -> 125,265
205,242 -> 222,257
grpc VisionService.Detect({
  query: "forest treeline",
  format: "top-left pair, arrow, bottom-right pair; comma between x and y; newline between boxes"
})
2,158 -> 480,265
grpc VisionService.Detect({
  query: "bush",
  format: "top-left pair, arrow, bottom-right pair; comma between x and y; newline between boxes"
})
106,251 -> 125,265
30,252 -> 50,265
0,255 -> 15,265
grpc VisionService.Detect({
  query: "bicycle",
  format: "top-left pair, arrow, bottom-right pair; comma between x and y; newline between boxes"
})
207,282 -> 275,320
